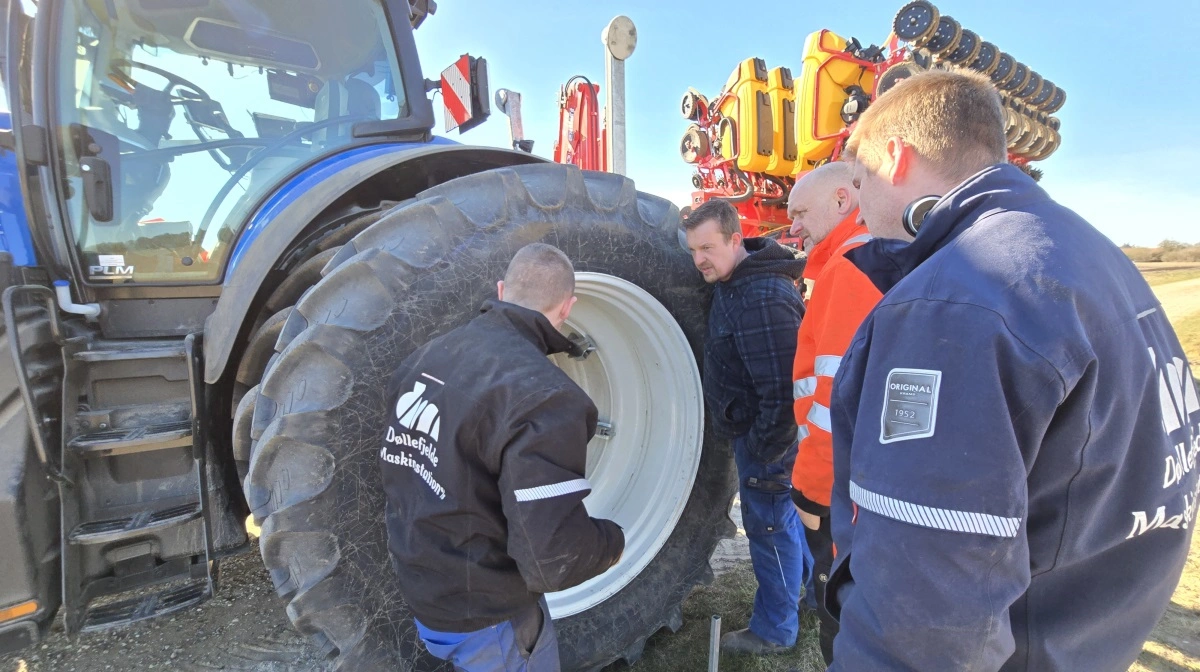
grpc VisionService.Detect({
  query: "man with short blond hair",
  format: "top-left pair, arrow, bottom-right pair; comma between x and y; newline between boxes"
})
784,162 -> 881,665
827,70 -> 1197,671
381,243 -> 624,671
501,243 -> 577,312
847,69 -> 1007,242
847,69 -> 1007,178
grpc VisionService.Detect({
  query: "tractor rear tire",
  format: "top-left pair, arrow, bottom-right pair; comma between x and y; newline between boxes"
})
243,164 -> 736,670
0,286 -> 64,642
231,203 -> 400,482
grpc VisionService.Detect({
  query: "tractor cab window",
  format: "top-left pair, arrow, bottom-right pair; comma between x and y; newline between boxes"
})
55,0 -> 408,283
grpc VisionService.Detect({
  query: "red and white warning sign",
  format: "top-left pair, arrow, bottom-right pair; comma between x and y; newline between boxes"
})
441,55 -> 474,132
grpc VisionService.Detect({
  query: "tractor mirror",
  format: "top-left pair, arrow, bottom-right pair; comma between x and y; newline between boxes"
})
440,55 -> 490,134
80,157 -> 114,223
68,125 -> 122,225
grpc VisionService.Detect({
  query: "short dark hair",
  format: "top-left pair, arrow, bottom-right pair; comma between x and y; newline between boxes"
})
682,199 -> 740,241
502,243 -> 576,313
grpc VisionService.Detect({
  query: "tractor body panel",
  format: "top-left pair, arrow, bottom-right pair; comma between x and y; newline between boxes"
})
204,140 -> 542,383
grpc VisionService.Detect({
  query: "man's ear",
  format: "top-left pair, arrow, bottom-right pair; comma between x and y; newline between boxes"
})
884,136 -> 913,185
559,295 -> 578,323
731,232 -> 744,248
496,280 -> 505,301
834,186 -> 853,215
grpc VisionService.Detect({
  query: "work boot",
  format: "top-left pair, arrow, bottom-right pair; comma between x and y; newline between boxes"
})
719,628 -> 793,655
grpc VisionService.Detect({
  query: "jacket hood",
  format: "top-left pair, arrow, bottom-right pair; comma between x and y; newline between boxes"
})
728,237 -> 806,285
479,300 -> 576,356
845,163 -> 1046,294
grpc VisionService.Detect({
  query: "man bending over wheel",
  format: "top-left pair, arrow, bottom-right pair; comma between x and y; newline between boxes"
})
380,243 -> 625,672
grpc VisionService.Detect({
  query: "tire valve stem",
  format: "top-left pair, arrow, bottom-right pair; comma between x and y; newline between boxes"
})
708,614 -> 721,672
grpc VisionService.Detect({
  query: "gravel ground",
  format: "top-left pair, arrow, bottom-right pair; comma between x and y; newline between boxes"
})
4,495 -> 1193,672
1,505 -> 750,672
1,552 -> 329,672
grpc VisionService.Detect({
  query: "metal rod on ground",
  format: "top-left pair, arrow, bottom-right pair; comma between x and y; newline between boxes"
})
708,614 -> 721,672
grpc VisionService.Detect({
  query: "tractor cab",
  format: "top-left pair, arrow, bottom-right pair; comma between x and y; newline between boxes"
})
7,0 -> 433,285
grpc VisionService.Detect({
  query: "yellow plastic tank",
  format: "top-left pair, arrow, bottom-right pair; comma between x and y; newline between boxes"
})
716,58 -> 773,174
766,67 -> 798,176
793,30 -> 877,175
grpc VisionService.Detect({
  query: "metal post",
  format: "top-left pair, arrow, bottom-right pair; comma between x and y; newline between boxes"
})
494,88 -> 533,153
708,614 -> 721,672
601,16 -> 636,175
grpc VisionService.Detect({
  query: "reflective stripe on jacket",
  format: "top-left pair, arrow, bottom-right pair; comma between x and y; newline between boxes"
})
790,213 -> 881,517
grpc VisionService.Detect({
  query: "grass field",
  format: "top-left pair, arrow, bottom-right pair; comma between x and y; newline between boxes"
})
1136,262 -> 1200,287
1175,311 -> 1200,369
630,269 -> 1200,672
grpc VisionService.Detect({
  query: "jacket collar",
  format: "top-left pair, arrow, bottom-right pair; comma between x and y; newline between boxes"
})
480,299 -> 576,356
724,236 -> 807,287
802,210 -> 869,281
846,163 -> 1044,294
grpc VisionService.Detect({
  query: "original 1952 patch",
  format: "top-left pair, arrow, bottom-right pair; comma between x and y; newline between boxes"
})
879,368 -> 942,444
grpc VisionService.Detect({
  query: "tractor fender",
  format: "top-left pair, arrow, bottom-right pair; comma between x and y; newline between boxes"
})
203,143 -> 544,384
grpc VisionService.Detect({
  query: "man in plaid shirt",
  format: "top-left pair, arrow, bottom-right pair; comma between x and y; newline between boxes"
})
683,199 -> 812,655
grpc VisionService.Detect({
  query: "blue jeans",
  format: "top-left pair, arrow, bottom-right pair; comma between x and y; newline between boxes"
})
415,597 -> 559,671
733,435 -> 812,647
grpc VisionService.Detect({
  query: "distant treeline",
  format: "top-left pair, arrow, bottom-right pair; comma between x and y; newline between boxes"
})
1122,240 -> 1200,263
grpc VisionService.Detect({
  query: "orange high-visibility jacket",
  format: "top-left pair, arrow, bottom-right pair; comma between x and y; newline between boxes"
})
791,213 -> 881,516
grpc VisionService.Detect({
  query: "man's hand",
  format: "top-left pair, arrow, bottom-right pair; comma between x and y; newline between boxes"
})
796,506 -> 821,531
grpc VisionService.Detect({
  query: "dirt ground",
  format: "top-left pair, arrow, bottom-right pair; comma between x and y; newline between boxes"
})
2,498 -> 1198,672
0,510 -> 754,672
2,550 -> 329,672
0,528 -> 752,672
1135,262 -> 1200,275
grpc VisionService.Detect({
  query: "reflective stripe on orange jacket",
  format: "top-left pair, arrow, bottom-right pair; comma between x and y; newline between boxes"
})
791,213 -> 881,516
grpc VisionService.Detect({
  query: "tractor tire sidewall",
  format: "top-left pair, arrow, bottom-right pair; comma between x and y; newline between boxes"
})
231,202 -> 402,486
0,301 -> 64,634
246,164 -> 736,670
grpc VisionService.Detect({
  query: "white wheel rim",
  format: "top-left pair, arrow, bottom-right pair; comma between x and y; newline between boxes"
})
545,272 -> 704,618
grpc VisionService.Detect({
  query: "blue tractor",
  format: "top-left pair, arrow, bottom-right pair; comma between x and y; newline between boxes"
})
0,1 -> 735,668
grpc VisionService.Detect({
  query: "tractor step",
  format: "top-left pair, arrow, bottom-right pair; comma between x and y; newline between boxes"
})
80,580 -> 210,633
69,503 -> 202,545
68,419 -> 193,457
58,333 -> 219,637
72,340 -> 187,363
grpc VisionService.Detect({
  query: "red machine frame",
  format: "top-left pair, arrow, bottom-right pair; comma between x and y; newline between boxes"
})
554,78 -> 608,173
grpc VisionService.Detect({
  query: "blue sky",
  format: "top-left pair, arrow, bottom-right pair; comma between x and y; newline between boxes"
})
414,0 -> 1200,247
